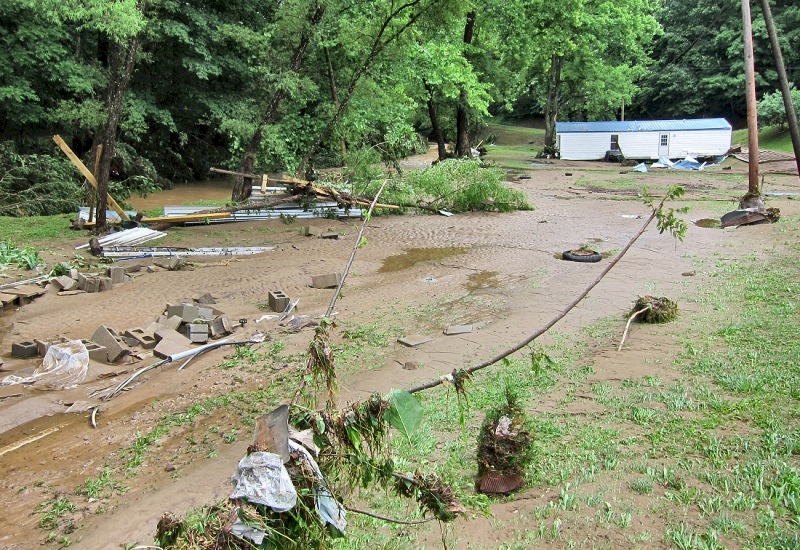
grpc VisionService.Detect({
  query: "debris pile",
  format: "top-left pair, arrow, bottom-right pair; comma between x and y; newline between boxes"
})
630,295 -> 678,324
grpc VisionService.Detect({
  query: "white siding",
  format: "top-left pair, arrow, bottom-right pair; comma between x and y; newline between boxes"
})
558,129 -> 731,160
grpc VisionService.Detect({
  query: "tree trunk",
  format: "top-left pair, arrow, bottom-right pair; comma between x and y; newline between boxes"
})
94,35 -> 140,230
741,0 -> 760,196
544,56 -> 563,148
324,47 -> 348,161
425,82 -> 447,160
232,4 -> 326,202
455,11 -> 476,158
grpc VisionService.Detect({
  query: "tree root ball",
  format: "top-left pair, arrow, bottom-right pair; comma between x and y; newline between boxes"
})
631,295 -> 678,323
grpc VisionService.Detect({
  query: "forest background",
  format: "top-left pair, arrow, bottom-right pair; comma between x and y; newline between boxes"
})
1,0 -> 798,216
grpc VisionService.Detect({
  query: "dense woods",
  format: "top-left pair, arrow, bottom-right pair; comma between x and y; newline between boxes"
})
1,0 -> 798,215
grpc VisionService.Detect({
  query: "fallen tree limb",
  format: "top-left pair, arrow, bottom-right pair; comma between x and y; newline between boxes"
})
406,195 -> 669,394
618,307 -> 650,351
344,505 -> 434,525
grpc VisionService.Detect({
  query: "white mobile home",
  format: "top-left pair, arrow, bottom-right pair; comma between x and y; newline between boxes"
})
555,119 -> 732,161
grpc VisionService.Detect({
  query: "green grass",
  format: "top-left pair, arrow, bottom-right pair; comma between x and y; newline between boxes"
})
0,214 -> 75,245
732,125 -> 795,153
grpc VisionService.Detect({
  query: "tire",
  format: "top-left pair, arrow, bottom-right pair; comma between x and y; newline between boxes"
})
562,249 -> 602,263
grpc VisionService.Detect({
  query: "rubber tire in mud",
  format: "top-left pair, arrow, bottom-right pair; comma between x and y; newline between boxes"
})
562,249 -> 602,263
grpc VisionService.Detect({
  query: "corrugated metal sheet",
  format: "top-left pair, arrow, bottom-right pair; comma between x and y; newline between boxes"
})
556,118 -> 731,133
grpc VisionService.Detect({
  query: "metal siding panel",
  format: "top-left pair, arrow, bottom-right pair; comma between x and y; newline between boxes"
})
560,133 -> 611,160
667,130 -> 732,157
618,132 -> 660,159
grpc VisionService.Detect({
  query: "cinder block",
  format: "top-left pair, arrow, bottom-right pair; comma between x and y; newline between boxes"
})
320,231 -> 339,240
84,278 -> 101,293
154,327 -> 191,345
298,226 -> 311,236
154,337 -> 190,359
268,290 -> 290,313
68,269 -> 79,279
187,323 -> 209,344
52,276 -> 77,291
11,341 -> 38,359
156,315 -> 183,331
77,273 -> 88,290
91,325 -> 129,363
209,316 -> 234,339
80,339 -> 107,362
107,266 -> 126,284
196,306 -> 214,321
194,291 -> 216,304
98,277 -> 113,292
123,328 -> 157,349
311,273 -> 342,289
167,303 -> 201,323
34,336 -> 68,357
124,264 -> 143,273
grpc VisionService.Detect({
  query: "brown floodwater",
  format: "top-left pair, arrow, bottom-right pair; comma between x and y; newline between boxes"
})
128,178 -> 233,211
378,247 -> 466,273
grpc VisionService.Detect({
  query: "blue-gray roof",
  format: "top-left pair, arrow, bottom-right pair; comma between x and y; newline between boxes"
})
556,118 -> 731,133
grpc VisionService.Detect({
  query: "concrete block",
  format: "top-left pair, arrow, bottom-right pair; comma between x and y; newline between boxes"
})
98,277 -> 113,292
11,341 -> 38,359
188,323 -> 209,344
196,307 -> 214,321
144,321 -> 167,335
124,264 -> 143,273
397,335 -> 433,348
84,277 -> 101,293
194,291 -> 216,304
209,316 -> 234,339
68,269 -> 79,280
91,325 -> 129,363
167,303 -> 201,323
320,231 -> 339,239
146,265 -> 165,273
34,336 -> 68,357
298,226 -> 311,236
154,338 -> 190,359
311,273 -> 341,289
52,276 -> 77,291
156,315 -> 183,331
444,325 -> 473,336
268,290 -> 290,313
107,266 -> 126,284
77,273 -> 87,290
168,256 -> 186,271
80,339 -> 107,362
154,327 -> 191,346
123,328 -> 157,349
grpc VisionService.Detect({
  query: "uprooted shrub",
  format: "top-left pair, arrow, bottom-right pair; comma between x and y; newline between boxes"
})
476,385 -> 535,495
362,158 -> 532,213
630,296 -> 678,323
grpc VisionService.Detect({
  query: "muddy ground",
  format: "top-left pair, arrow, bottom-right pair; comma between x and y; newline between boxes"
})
0,148 -> 798,549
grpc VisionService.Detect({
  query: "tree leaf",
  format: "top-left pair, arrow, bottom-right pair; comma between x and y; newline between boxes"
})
384,389 -> 423,441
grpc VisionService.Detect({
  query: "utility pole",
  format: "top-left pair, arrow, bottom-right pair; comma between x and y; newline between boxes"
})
741,0 -> 760,198
759,0 -> 800,178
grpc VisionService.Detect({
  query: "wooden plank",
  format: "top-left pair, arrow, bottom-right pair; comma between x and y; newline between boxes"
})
88,144 -> 102,223
53,135 -> 130,221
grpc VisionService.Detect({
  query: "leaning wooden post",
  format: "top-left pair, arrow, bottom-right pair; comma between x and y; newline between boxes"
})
742,0 -> 760,196
759,0 -> 800,179
53,135 -> 130,222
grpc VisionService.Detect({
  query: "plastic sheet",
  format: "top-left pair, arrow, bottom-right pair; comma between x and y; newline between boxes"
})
229,451 -> 297,512
1,340 -> 89,390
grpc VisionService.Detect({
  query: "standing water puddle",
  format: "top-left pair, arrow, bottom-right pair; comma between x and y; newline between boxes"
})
466,271 -> 500,292
379,247 -> 465,273
694,218 -> 721,229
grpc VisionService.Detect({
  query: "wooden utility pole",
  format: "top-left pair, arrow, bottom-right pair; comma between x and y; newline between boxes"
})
759,0 -> 800,178
742,0 -> 760,196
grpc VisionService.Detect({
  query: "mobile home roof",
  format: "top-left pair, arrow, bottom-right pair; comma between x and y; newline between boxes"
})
555,119 -> 731,133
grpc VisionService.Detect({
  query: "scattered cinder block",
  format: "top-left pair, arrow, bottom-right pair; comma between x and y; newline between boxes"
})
68,269 -> 79,279
187,323 -> 209,344
397,335 -> 433,348
319,231 -> 339,240
91,325 -> 130,363
77,273 -> 87,290
311,273 -> 342,289
154,337 -> 190,359
194,291 -> 216,305
52,276 -> 78,292
98,277 -> 113,292
209,316 -> 234,339
156,315 -> 183,331
444,325 -> 474,336
168,256 -> 186,271
298,226 -> 311,236
146,265 -> 165,273
196,306 -> 214,321
154,327 -> 191,345
34,336 -> 68,357
268,290 -> 290,313
107,266 -> 126,284
123,328 -> 157,349
167,303 -> 201,323
11,341 -> 38,359
124,264 -> 143,273
80,339 -> 107,362
84,278 -> 101,293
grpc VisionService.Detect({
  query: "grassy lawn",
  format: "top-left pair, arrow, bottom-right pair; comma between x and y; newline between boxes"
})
732,125 -> 795,153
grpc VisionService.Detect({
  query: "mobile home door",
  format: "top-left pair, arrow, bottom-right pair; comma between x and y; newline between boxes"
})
658,133 -> 669,157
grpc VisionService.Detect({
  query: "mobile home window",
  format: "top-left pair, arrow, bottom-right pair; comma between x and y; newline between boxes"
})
660,134 -> 668,146
610,135 -> 620,150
